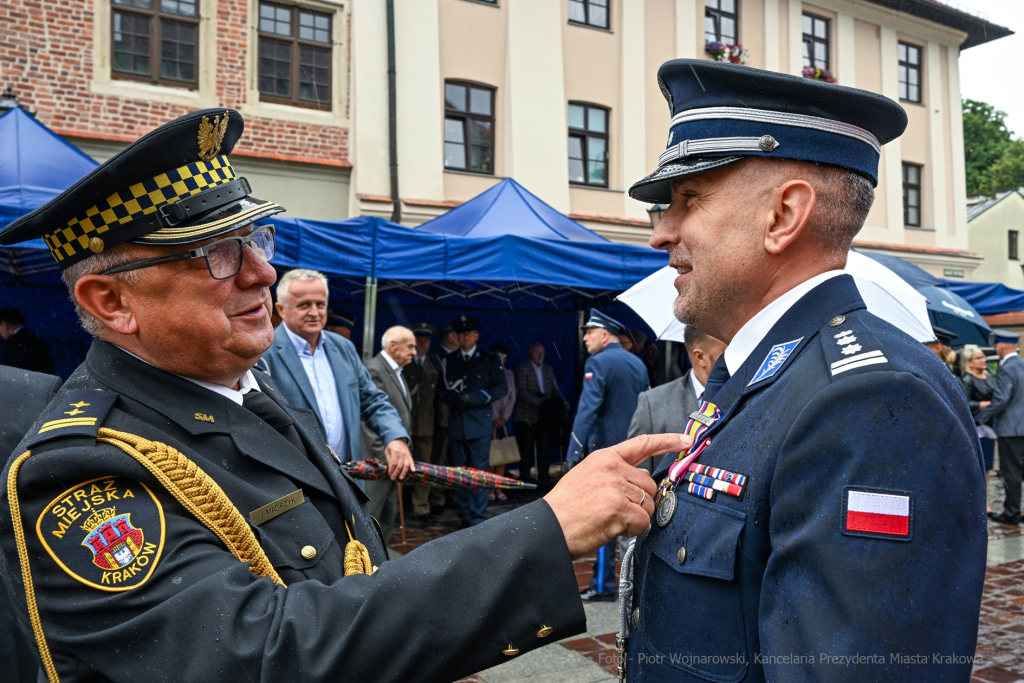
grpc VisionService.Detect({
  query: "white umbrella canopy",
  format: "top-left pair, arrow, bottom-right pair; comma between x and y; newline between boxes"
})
618,250 -> 934,344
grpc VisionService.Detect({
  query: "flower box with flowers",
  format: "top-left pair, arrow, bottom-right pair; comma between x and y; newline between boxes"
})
802,66 -> 837,83
705,42 -> 749,65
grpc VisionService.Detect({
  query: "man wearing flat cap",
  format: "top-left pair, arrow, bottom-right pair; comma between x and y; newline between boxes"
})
621,60 -> 985,682
0,110 -> 680,683
441,314 -> 508,527
978,329 -> 1024,526
568,309 -> 649,602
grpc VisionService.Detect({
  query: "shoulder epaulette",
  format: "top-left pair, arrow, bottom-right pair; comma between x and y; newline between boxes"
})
26,389 -> 119,448
818,314 -> 890,380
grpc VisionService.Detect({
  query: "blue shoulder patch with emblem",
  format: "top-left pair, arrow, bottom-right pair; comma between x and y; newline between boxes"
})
26,389 -> 118,448
748,338 -> 803,386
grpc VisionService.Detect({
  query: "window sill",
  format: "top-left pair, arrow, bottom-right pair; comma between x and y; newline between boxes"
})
569,183 -> 621,193
900,99 -> 926,107
90,77 -> 216,108
567,20 -> 613,34
904,225 -> 934,231
238,100 -> 348,128
460,0 -> 500,7
443,168 -> 498,177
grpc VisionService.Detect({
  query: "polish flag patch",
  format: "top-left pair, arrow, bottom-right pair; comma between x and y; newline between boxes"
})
584,372 -> 594,380
842,488 -> 912,541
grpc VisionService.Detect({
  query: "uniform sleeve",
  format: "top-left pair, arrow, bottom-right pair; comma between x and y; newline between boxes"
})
567,358 -> 604,462
355,350 -> 409,446
758,371 -> 987,682
974,366 -> 1014,424
467,355 -> 508,407
1,448 -> 586,683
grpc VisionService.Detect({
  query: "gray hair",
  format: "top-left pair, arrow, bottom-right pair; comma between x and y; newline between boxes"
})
61,243 -> 151,337
277,269 -> 329,306
381,325 -> 412,348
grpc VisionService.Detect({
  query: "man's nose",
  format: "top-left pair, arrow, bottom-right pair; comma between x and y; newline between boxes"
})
235,243 -> 276,288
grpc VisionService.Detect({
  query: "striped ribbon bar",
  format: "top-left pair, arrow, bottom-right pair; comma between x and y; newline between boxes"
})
686,482 -> 716,501
683,471 -> 743,498
688,462 -> 747,488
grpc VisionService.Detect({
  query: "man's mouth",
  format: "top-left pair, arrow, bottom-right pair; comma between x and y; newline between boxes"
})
671,262 -> 693,275
234,303 -> 267,318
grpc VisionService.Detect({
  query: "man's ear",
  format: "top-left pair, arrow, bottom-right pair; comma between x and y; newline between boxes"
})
75,275 -> 138,336
764,180 -> 816,255
274,301 -> 285,315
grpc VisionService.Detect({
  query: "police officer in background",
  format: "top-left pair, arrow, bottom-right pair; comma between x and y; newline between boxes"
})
442,314 -> 508,527
622,59 -> 984,682
0,110 -> 677,683
568,310 -> 649,602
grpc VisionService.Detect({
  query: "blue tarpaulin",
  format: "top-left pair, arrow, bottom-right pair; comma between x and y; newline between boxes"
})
941,280 -> 1024,317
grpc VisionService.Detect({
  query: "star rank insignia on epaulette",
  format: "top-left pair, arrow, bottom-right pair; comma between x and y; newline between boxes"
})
26,389 -> 119,448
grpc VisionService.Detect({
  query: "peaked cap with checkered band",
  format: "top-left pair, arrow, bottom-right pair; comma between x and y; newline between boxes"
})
0,109 -> 284,269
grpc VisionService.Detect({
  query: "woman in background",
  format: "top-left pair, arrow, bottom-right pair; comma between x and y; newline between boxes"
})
961,344 -> 996,515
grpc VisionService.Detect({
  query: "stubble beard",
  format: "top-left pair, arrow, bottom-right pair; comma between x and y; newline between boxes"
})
673,267 -> 742,337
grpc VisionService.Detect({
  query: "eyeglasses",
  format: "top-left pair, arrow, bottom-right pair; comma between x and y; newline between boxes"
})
101,225 -> 276,280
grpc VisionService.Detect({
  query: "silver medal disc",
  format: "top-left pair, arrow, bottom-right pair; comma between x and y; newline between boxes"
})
655,490 -> 677,527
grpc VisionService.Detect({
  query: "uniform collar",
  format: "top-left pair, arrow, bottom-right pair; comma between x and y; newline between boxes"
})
1001,351 -> 1019,365
461,345 -> 477,358
117,346 -> 260,406
723,270 -> 845,376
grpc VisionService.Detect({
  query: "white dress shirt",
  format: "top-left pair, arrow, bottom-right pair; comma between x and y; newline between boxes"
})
532,361 -> 546,394
689,367 -> 706,400
1001,351 -> 1020,366
118,346 -> 260,406
284,325 -> 346,457
381,350 -> 409,397
723,270 -> 846,376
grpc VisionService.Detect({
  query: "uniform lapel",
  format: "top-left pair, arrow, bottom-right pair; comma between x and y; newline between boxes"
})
274,328 -> 322,416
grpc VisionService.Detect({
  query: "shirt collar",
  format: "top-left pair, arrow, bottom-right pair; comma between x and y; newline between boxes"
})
117,346 -> 260,406
1001,351 -> 1019,365
284,323 -> 324,356
723,270 -> 845,376
689,368 -> 705,398
381,350 -> 401,371
462,345 -> 477,357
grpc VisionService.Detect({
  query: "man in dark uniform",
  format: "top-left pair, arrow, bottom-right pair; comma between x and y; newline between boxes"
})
0,308 -> 55,375
405,322 -> 446,522
441,314 -> 508,527
620,59 -> 986,682
568,310 -> 649,602
0,110 -> 676,683
978,329 -> 1024,526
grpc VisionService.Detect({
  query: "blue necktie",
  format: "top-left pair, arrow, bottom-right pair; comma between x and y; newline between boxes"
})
701,357 -> 731,403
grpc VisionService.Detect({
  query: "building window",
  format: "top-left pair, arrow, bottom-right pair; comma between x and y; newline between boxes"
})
111,0 -> 199,87
902,163 -> 922,227
802,14 -> 829,71
444,81 -> 495,174
257,2 -> 332,109
898,42 -> 922,103
568,0 -> 609,30
1010,231 -> 1019,261
705,0 -> 737,44
568,103 -> 609,187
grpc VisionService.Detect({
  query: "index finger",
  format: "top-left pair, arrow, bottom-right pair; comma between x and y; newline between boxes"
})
607,433 -> 693,467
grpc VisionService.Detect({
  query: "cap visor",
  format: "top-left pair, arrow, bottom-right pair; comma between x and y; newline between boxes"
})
628,156 -> 743,203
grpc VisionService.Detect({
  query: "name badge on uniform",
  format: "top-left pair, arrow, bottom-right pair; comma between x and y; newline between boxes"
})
249,490 -> 305,525
842,487 -> 912,542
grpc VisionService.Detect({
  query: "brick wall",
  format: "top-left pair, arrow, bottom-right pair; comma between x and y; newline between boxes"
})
0,0 -> 350,167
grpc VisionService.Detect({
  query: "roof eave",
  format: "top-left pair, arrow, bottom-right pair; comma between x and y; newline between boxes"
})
862,0 -> 1013,50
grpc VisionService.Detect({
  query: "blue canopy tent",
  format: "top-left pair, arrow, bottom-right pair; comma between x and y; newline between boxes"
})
941,280 -> 1024,317
0,108 -> 99,376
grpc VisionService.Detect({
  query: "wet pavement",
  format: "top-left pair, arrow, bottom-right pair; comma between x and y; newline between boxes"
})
420,464 -> 1024,683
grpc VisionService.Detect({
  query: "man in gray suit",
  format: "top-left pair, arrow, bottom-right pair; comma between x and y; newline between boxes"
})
978,329 -> 1024,525
361,326 -> 418,542
261,269 -> 413,479
627,324 -> 726,472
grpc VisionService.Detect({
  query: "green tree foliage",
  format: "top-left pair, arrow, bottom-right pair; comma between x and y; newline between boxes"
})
963,98 -> 1013,196
983,140 -> 1024,197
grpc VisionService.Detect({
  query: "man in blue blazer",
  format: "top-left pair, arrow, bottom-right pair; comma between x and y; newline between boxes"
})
977,329 -> 1024,525
261,269 -> 412,480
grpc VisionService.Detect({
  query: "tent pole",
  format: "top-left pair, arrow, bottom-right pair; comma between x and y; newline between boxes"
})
664,340 -> 673,383
363,276 -> 378,362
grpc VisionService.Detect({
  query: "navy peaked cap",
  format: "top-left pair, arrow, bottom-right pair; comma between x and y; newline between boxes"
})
583,310 -> 627,337
0,109 -> 285,269
630,59 -> 908,203
992,329 -> 1021,344
452,315 -> 480,333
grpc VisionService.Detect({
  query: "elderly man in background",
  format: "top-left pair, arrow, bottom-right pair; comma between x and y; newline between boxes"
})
262,269 -> 412,479
0,109 -> 675,683
978,330 -> 1024,526
628,324 -> 726,472
513,342 -> 566,486
361,326 -> 418,542
405,323 -> 446,522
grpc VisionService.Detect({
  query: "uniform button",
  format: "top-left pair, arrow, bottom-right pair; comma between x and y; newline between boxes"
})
502,643 -> 519,656
677,546 -> 687,565
631,608 -> 640,628
301,545 -> 317,559
537,625 -> 554,638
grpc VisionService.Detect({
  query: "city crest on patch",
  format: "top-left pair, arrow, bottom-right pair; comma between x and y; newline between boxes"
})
748,338 -> 803,386
35,476 -> 165,592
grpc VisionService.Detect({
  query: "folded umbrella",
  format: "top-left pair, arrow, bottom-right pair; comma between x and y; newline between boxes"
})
343,459 -> 537,490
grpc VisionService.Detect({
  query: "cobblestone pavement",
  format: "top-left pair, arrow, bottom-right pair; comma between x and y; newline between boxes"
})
422,465 -> 1024,683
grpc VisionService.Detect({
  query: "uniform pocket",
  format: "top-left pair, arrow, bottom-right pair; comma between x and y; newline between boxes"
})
641,494 -> 748,682
252,498 -> 336,571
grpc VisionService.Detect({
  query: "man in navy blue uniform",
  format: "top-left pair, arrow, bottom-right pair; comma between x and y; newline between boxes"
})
977,329 -> 1024,526
442,314 -> 508,527
620,59 -> 986,682
569,310 -> 650,601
